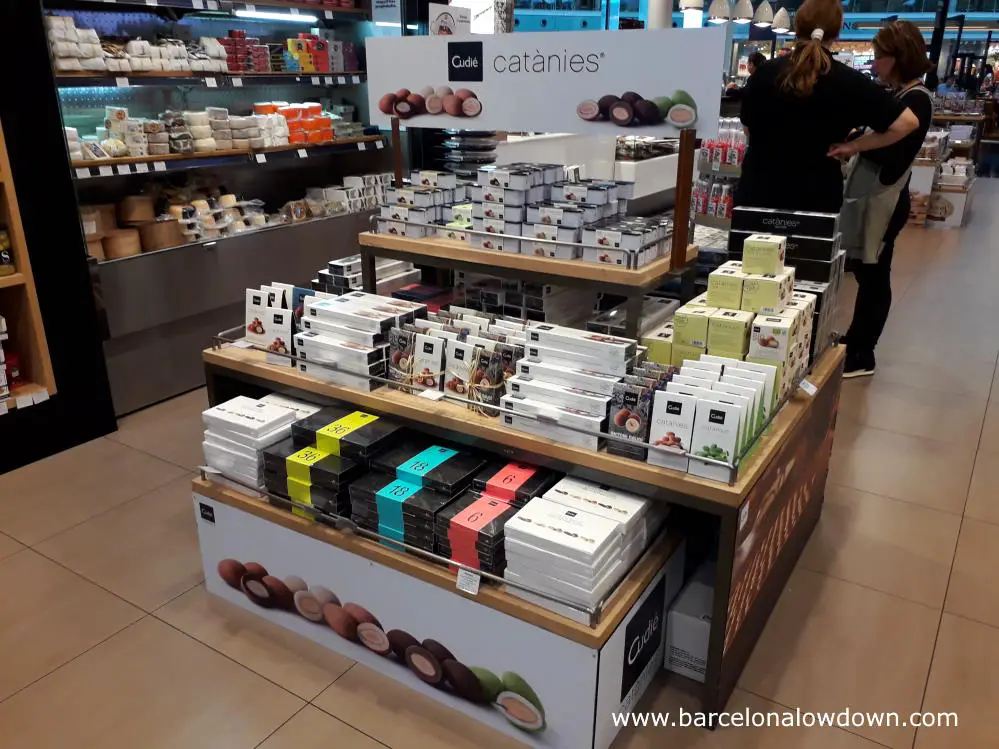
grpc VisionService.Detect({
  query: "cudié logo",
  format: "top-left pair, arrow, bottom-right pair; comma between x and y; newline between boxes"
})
448,41 -> 484,82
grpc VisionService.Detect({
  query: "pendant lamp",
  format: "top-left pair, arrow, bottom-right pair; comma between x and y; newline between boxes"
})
707,0 -> 731,22
732,0 -> 753,24
771,7 -> 791,32
753,0 -> 774,27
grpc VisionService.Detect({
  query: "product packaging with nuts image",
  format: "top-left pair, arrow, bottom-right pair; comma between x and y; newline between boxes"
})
387,328 -> 416,389
467,348 -> 506,415
647,389 -> 697,472
688,394 -> 745,481
607,382 -> 654,460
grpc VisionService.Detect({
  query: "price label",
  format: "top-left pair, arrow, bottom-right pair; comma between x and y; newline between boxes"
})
325,9 -> 334,18
146,0 -> 158,5
337,75 -> 346,85
15,395 -> 33,410
357,142 -> 367,151
244,3 -> 255,10
135,163 -> 150,173
324,76 -> 333,85
191,0 -> 204,8
98,166 -> 114,177
115,77 -> 129,87
351,75 -> 360,84
232,77 -> 243,87
205,77 -> 217,88
419,389 -> 446,401
32,390 -> 50,405
798,379 -> 818,397
375,140 -> 384,150
75,167 -> 91,179
232,340 -> 254,349
311,76 -> 320,85
207,0 -> 218,7
153,161 -> 167,172
115,164 -> 131,176
0,401 -> 7,416
297,149 -> 308,158
289,6 -> 300,13
456,568 -> 481,595
255,153 -> 267,164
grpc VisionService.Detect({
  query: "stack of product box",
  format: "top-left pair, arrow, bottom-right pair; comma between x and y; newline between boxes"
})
454,272 -> 595,326
305,172 -> 392,218
503,477 -> 667,619
377,170 -> 466,239
201,395 -> 307,489
312,255 -> 419,296
587,296 -> 681,337
298,291 -> 428,390
437,491 -> 518,574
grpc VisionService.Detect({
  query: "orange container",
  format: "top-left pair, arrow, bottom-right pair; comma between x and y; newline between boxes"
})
289,131 -> 307,144
318,128 -> 333,142
303,102 -> 322,117
253,102 -> 278,115
278,105 -> 301,120
287,119 -> 305,133
315,116 -> 332,129
306,130 -> 324,144
301,117 -> 321,131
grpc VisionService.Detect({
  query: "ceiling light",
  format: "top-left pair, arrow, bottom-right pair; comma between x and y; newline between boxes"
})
233,9 -> 317,22
753,0 -> 773,26
733,0 -> 754,23
707,0 -> 731,22
771,7 -> 791,32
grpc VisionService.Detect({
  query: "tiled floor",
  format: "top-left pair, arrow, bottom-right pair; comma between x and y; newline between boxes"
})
2,187 -> 998,748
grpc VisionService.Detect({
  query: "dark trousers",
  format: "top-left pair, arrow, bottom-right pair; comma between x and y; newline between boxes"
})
845,190 -> 908,358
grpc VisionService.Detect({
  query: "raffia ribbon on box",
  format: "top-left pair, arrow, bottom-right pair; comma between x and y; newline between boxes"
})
466,377 -> 504,418
389,356 -> 444,393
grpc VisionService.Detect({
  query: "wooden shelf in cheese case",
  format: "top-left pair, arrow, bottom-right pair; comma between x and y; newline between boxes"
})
0,122 -> 55,411
200,341 -> 845,743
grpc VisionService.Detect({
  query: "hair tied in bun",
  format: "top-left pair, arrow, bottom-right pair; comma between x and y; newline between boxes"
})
810,28 -> 825,40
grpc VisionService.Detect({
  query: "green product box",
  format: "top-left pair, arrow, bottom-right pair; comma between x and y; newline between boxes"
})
673,306 -> 717,348
706,267 -> 746,310
742,233 -> 787,275
641,323 -> 673,366
707,309 -> 754,354
740,268 -> 795,315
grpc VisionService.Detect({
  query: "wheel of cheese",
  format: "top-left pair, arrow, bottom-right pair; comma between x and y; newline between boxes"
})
102,229 -> 142,259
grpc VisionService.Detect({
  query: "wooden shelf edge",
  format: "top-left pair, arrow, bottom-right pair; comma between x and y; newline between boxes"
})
194,476 -> 685,648
0,272 -> 26,289
3,382 -> 52,411
202,344 -> 845,505
358,232 -> 674,288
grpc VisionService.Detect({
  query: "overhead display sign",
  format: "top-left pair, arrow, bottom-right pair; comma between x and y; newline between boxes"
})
367,28 -> 725,138
429,3 -> 471,35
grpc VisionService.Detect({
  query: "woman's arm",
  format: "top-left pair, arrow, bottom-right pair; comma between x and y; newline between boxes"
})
828,108 -> 919,159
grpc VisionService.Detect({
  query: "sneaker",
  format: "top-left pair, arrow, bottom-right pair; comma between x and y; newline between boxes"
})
843,351 -> 875,379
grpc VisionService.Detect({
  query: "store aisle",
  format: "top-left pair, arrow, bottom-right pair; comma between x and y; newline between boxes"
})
2,185 -> 999,746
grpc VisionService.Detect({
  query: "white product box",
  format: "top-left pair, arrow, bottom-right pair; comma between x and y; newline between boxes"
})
647,389 -> 697,472
472,201 -> 525,222
501,393 -> 606,438
411,170 -> 457,189
526,324 -> 635,361
298,317 -> 380,348
305,296 -> 396,333
202,396 -> 297,439
470,232 -> 520,253
748,315 -> 796,362
731,360 -> 778,411
412,333 -> 445,391
296,361 -> 378,392
257,394 -> 323,422
665,564 -> 714,683
506,374 -> 611,416
516,357 -> 622,396
500,410 -> 602,451
523,342 -> 630,377
688,395 -> 745,481
721,374 -> 767,432
713,380 -> 760,442
294,331 -> 384,367
478,167 -> 532,190
506,497 -> 622,563
203,430 -> 259,462
541,477 -> 652,537
443,339 -> 480,400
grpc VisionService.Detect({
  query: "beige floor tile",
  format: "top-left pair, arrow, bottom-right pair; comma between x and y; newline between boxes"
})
978,399 -> 999,455
314,664 -> 527,749
156,584 -> 353,701
35,474 -> 203,611
828,421 -> 976,514
944,518 -> 999,628
852,350 -> 995,400
0,438 -> 187,545
799,483 -> 960,608
0,549 -> 143,702
258,705 -> 386,749
738,569 -> 939,749
0,532 -> 23,561
914,613 -> 999,749
614,678 -> 885,749
0,617 -> 303,749
109,388 -> 208,470
838,379 -> 986,448
964,452 -> 999,525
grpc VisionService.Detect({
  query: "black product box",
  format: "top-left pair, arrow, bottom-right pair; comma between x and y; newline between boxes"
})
731,206 -> 840,238
350,515 -> 437,552
785,250 -> 846,284
348,471 -> 459,517
263,470 -> 351,512
262,437 -> 302,475
794,279 -> 835,316
435,490 -> 517,548
471,460 -> 561,505
291,407 -> 406,463
262,435 -> 363,489
728,230 -> 841,261
371,442 -> 489,495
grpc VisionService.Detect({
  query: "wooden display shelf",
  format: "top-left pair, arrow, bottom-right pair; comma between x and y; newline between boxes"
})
71,148 -> 251,169
0,273 -> 26,290
359,232 -> 678,288
3,382 -> 50,410
202,344 -> 844,508
194,476 -> 683,647
933,113 -> 985,122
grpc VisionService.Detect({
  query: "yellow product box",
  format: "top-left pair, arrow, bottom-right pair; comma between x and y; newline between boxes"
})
748,314 -> 795,363
673,306 -> 717,348
707,309 -> 754,353
641,323 -> 674,365
740,267 -> 794,314
742,233 -> 787,275
720,259 -> 743,271
687,291 -> 710,307
788,290 -> 817,320
706,267 -> 746,310
671,342 -> 706,367
772,306 -> 804,342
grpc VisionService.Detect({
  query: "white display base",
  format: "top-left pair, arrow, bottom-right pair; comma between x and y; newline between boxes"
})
927,181 -> 975,229
193,490 -> 686,749
614,154 -> 680,200
494,134 -> 617,180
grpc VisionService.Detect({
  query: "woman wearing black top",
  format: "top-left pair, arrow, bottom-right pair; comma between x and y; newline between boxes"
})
839,21 -> 934,378
737,0 -> 919,213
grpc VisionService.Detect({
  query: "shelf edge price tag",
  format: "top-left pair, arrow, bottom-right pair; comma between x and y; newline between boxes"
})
357,142 -> 367,151
15,395 -> 33,410
232,77 -> 243,87
207,0 -> 218,8
0,400 -> 7,416
32,390 -> 50,405
289,6 -> 299,13
324,76 -> 333,85
115,77 -> 129,87
191,0 -> 204,7
146,0 -> 158,5
153,161 -> 167,172
255,153 -> 267,164
311,76 -> 320,85
337,75 -> 346,85
115,164 -> 131,176
419,389 -> 446,401
135,162 -> 150,173
325,9 -> 334,18
456,568 -> 480,596
375,140 -> 384,150
205,77 -> 217,88
297,149 -> 308,159
351,75 -> 360,84
75,167 -> 91,179
244,3 -> 255,10
798,379 -> 818,397
98,166 -> 114,177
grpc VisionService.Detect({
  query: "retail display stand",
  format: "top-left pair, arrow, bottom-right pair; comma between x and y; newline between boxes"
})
0,121 -> 56,410
198,340 -> 844,748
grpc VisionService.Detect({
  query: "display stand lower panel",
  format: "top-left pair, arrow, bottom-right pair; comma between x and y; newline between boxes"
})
193,491 -> 684,749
